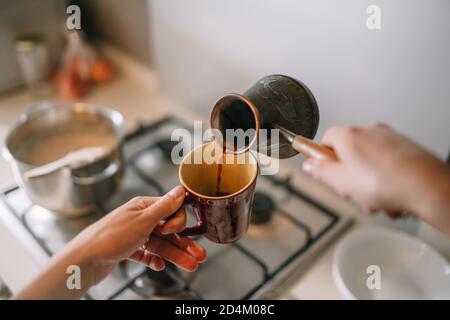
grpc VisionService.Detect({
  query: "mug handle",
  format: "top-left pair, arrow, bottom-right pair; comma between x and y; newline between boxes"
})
179,193 -> 208,236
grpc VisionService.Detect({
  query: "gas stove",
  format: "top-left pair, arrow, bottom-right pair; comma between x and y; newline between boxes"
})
0,116 -> 352,299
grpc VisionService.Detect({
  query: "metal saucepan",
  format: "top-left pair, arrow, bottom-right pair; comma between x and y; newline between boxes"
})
3,102 -> 125,217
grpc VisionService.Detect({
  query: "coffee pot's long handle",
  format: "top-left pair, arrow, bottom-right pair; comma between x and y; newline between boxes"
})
291,135 -> 338,161
274,124 -> 337,161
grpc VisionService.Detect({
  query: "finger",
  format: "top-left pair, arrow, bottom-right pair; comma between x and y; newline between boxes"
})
161,209 -> 187,235
372,122 -> 390,130
148,254 -> 166,271
128,246 -> 151,265
127,196 -> 158,210
128,249 -> 166,271
142,250 -> 154,267
153,231 -> 207,262
142,186 -> 186,221
321,127 -> 347,147
322,126 -> 361,147
129,248 -> 145,262
386,210 -> 402,220
302,158 -> 348,195
145,235 -> 199,272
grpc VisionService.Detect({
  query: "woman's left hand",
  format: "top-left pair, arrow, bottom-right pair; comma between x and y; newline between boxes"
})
16,185 -> 206,300
77,185 -> 207,285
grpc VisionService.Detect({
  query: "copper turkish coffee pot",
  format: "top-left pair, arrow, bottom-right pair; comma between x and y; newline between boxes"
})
210,74 -> 337,161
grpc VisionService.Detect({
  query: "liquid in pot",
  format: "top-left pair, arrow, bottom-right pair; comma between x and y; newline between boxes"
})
23,131 -> 116,166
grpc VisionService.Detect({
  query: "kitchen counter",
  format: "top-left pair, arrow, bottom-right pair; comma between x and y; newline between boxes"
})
0,45 -> 404,299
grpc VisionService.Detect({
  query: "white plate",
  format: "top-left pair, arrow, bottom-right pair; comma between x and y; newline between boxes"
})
332,227 -> 450,299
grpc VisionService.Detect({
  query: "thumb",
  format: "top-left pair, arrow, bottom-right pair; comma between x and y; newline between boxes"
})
142,186 -> 185,221
302,158 -> 346,193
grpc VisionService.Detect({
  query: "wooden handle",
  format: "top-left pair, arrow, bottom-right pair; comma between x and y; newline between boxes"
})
292,135 -> 338,161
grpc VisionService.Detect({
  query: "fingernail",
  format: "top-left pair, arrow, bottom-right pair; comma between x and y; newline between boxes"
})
168,186 -> 184,199
187,242 -> 207,262
302,159 -> 315,173
149,256 -> 164,271
161,225 -> 175,235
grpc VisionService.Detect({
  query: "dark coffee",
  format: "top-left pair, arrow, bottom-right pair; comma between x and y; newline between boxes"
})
217,98 -> 256,151
214,191 -> 230,197
218,99 -> 255,132
214,147 -> 226,196
205,191 -> 230,197
179,143 -> 258,243
215,162 -> 223,196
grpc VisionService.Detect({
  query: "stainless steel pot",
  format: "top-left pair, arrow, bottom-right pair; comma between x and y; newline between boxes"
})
3,102 -> 125,217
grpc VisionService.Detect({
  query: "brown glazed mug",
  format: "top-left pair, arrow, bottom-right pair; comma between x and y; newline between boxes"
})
178,143 -> 258,244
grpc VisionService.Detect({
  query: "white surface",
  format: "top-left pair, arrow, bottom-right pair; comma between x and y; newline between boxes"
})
0,199 -> 48,293
418,222 -> 450,260
333,227 -> 450,299
149,0 -> 450,160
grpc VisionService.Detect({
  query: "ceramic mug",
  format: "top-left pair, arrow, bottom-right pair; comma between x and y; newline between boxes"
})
178,143 -> 258,244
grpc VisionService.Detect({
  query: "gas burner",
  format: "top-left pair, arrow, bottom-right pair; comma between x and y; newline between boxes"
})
130,265 -> 194,297
132,266 -> 180,297
155,139 -> 182,161
251,191 -> 275,225
248,191 -> 292,238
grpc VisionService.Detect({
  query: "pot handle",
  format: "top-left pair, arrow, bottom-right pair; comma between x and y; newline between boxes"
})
72,160 -> 120,185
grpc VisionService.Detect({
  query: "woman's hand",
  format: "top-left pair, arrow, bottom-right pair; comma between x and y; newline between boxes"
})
302,124 -> 450,234
77,185 -> 207,285
15,186 -> 207,299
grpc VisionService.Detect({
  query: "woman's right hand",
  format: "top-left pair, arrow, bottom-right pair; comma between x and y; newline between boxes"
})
302,124 -> 450,234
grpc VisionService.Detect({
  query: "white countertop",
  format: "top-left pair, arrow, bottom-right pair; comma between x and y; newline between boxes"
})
0,45 -> 415,299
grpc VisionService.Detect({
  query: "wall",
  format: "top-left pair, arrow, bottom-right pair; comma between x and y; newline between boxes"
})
76,0 -> 152,67
0,0 -> 65,93
148,0 -> 450,159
